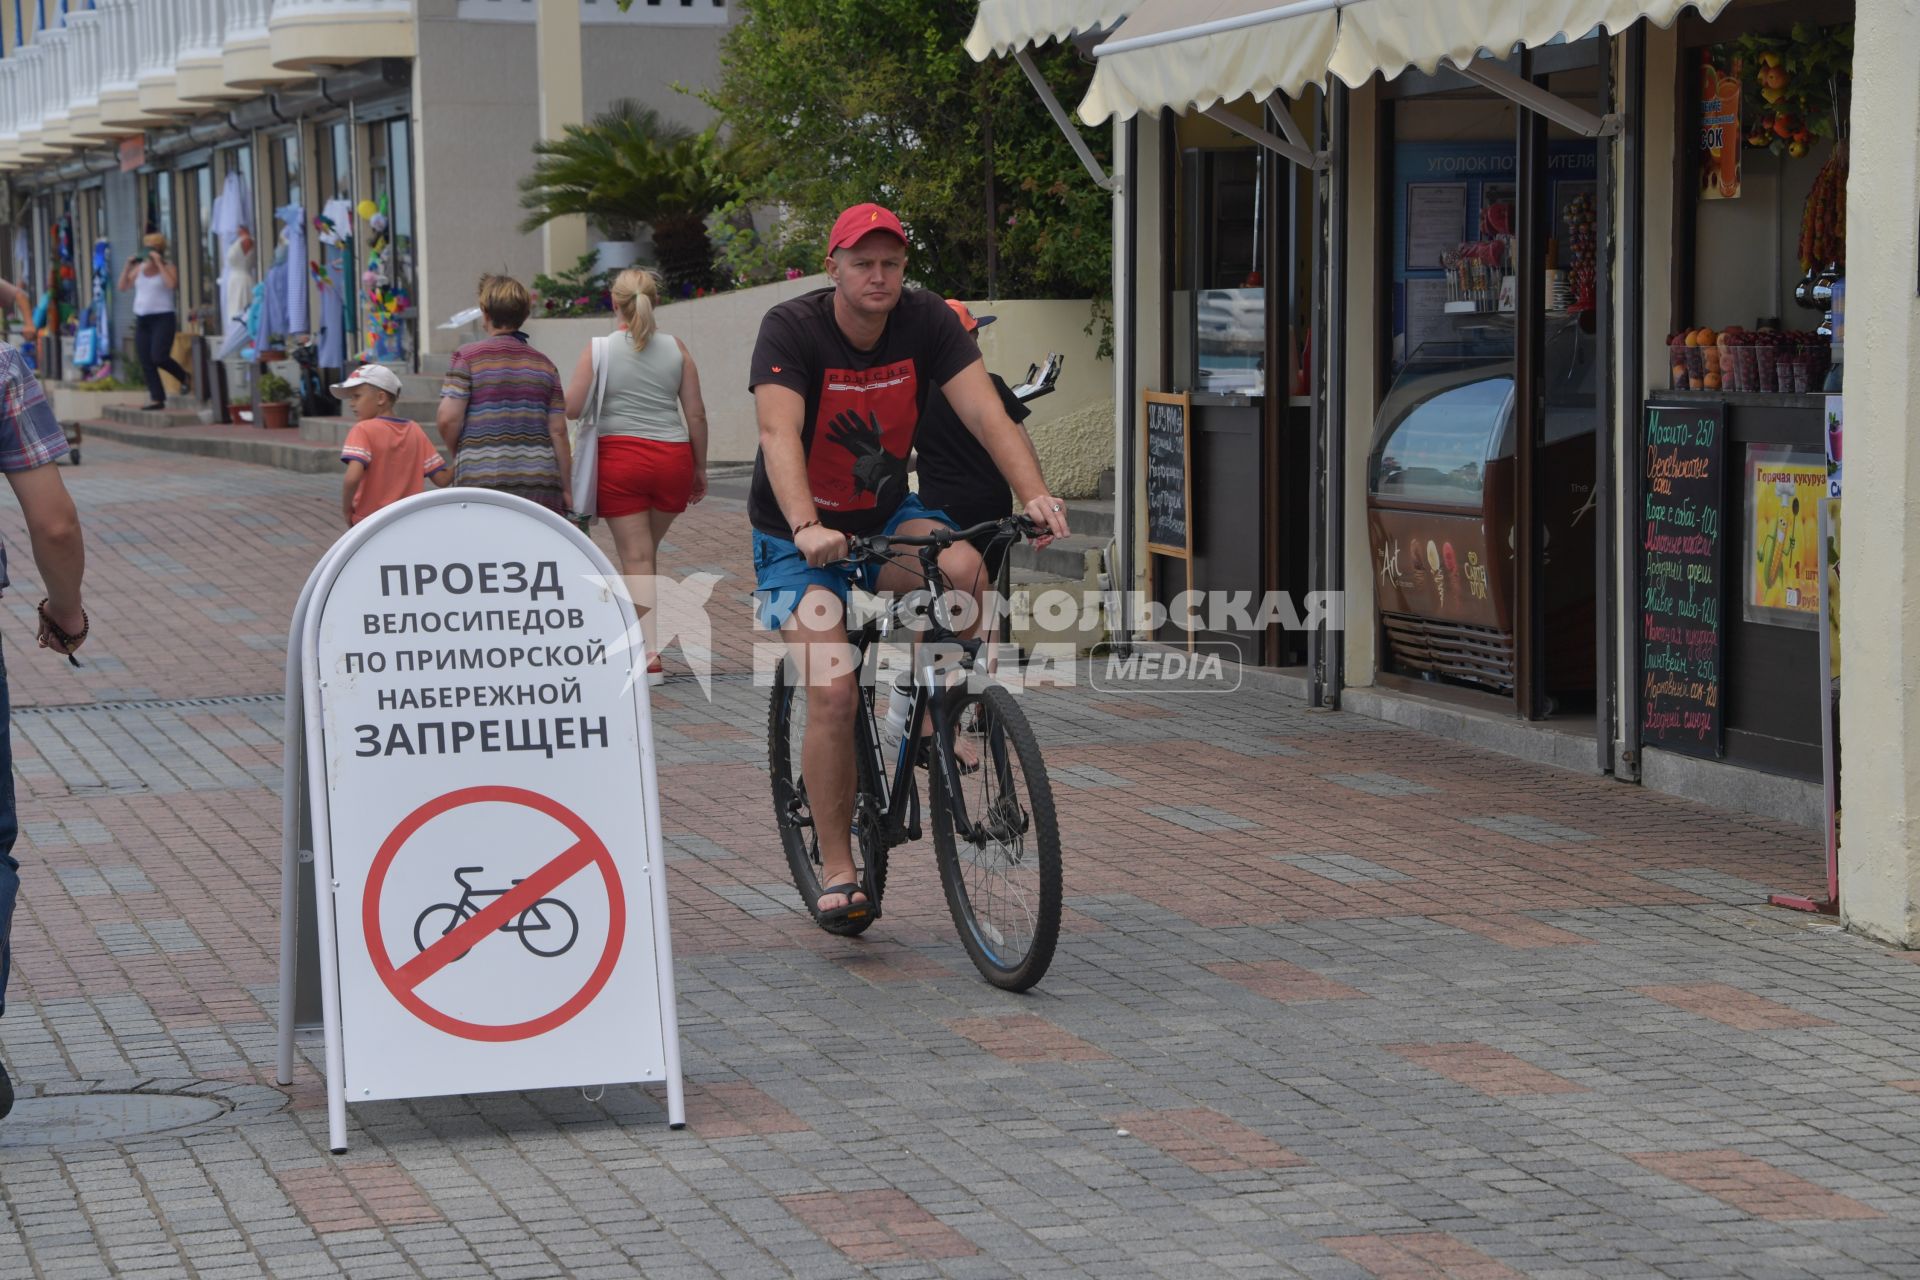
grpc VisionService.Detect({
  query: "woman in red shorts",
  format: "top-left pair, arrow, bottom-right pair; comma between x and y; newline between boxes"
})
565,268 -> 707,684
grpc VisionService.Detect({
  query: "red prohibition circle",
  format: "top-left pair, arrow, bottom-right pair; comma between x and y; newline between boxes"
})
362,785 -> 627,1042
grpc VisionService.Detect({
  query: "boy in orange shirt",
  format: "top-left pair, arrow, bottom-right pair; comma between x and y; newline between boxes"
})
336,364 -> 450,525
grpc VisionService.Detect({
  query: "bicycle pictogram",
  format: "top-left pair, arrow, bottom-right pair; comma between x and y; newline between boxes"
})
412,866 -> 580,960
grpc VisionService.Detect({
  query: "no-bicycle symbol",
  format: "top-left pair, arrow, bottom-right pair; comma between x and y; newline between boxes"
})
362,786 -> 627,1042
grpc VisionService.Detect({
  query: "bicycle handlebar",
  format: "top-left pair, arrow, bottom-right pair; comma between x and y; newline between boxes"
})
844,514 -> 1043,563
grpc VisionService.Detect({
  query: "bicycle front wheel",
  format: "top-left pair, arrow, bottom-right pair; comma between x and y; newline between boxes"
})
769,659 -> 888,936
929,683 -> 1061,990
518,898 -> 579,957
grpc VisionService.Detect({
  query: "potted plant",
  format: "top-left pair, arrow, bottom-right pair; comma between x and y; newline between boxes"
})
257,372 -> 295,430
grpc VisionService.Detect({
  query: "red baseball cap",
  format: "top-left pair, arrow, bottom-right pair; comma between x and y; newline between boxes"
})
828,203 -> 908,255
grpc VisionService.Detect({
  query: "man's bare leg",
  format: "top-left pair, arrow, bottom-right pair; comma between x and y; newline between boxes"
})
782,585 -> 865,911
874,519 -> 990,763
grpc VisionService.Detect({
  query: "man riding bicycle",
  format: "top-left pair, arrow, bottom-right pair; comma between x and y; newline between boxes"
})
748,203 -> 1070,927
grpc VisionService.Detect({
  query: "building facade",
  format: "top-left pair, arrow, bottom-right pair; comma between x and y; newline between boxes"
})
0,0 -> 734,385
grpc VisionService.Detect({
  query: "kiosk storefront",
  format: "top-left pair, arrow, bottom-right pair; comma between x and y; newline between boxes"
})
1072,0 -> 1865,835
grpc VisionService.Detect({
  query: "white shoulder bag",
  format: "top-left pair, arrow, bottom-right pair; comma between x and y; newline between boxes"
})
569,333 -> 611,517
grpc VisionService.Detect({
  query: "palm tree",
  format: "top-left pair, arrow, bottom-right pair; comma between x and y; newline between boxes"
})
519,100 -> 735,292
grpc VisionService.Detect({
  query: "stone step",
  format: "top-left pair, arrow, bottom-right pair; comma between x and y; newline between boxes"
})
102,404 -> 211,429
297,416 -> 351,448
1003,568 -> 1105,656
1009,532 -> 1107,582
391,399 -> 443,424
299,414 -> 452,459
1062,498 -> 1114,540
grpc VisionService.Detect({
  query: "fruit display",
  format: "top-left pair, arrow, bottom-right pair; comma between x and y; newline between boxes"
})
1799,146 -> 1847,273
1729,25 -> 1852,159
1667,326 -> 1831,394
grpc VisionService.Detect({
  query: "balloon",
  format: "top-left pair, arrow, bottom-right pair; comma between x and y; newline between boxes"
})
370,213 -> 389,233
357,200 -> 378,220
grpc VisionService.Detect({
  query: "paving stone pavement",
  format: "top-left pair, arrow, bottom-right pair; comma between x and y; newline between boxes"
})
1,442 -> 1917,1279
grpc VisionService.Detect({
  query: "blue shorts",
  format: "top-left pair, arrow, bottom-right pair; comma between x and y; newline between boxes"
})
751,493 -> 954,630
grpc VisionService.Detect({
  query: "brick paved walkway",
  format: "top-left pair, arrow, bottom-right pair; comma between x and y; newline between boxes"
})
5,442 -> 1918,1280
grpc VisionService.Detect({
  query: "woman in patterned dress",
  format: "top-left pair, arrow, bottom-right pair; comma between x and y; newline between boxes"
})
436,275 -> 571,513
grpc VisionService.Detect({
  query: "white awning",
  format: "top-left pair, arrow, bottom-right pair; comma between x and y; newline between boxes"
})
1330,0 -> 1734,86
1081,0 -> 1735,123
1079,0 -> 1339,123
964,0 -> 1140,61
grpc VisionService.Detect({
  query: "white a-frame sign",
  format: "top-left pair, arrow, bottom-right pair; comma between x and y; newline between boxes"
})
277,489 -> 683,1152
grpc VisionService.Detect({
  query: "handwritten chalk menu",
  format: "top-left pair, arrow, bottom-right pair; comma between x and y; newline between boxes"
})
1144,391 -> 1192,555
1641,401 -> 1726,758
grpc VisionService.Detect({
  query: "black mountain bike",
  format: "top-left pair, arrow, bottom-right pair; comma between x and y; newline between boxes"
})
768,515 -> 1063,991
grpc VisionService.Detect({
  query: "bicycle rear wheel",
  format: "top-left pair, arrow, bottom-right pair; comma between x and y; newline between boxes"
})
769,659 -> 887,935
929,683 -> 1061,990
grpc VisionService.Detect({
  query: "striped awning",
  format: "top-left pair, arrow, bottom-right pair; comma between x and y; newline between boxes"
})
1080,0 -> 1735,122
964,0 -> 1141,61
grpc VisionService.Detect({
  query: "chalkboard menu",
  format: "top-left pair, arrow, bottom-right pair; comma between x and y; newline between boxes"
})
1144,391 -> 1192,555
1640,401 -> 1726,758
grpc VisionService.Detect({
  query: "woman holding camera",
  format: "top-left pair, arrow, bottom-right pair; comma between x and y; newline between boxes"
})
117,232 -> 191,410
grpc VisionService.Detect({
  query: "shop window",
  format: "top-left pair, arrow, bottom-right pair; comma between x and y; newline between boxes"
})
268,132 -> 301,213
1181,148 -> 1265,394
145,171 -> 173,242
362,115 -> 417,362
177,165 -> 217,325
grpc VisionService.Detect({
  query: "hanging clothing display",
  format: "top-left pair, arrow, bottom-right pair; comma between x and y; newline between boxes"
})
75,239 -> 110,370
314,198 -> 354,369
318,198 -> 353,247
262,238 -> 290,338
216,237 -> 256,360
211,172 -> 251,245
274,203 -> 307,335
210,170 -> 255,355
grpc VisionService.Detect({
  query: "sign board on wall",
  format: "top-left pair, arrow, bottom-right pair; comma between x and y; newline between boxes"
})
1143,390 -> 1194,653
276,490 -> 683,1152
1742,445 -> 1824,630
1640,401 -> 1726,759
1699,53 -> 1744,200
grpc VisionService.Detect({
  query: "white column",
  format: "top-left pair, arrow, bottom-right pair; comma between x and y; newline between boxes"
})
1838,0 -> 1920,945
534,0 -> 588,271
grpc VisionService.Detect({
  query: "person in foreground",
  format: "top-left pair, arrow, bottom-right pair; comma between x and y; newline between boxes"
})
337,363 -> 451,526
747,203 -> 1069,926
0,343 -> 89,1120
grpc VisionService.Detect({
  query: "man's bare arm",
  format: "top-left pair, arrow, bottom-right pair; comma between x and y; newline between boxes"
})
756,383 -> 846,565
5,463 -> 85,630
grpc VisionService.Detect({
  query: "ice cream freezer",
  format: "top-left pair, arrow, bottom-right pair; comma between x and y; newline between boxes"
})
1366,333 -> 1597,701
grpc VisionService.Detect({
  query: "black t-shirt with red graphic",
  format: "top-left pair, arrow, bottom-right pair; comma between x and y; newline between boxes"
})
746,287 -> 980,538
